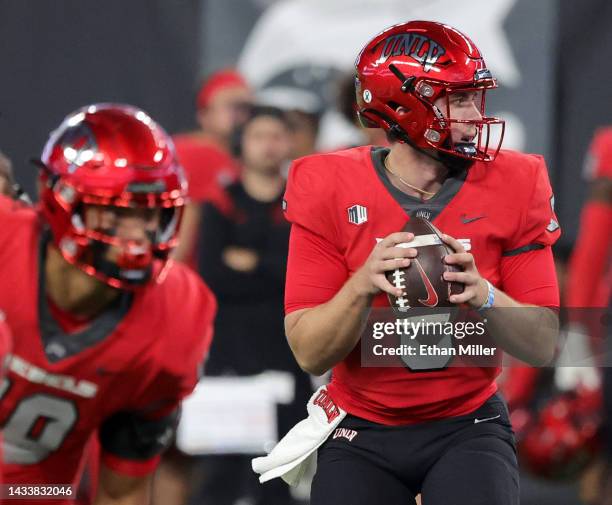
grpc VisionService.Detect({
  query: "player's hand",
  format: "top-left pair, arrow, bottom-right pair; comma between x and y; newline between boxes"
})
440,233 -> 488,308
353,231 -> 417,297
222,246 -> 259,272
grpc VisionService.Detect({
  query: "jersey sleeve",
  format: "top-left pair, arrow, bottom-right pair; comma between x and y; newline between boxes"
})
285,224 -> 349,314
100,271 -> 216,476
500,245 -> 560,307
503,155 -> 560,256
283,156 -> 348,314
99,408 -> 179,477
156,272 -> 216,400
583,128 -> 612,180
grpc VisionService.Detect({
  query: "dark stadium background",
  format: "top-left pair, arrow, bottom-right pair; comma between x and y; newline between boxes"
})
0,0 -> 610,249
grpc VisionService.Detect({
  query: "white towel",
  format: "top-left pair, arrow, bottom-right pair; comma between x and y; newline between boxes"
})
252,385 -> 346,486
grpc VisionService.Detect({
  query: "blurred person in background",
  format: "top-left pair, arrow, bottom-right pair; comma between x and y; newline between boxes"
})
257,86 -> 322,158
173,69 -> 253,264
187,105 -> 311,505
286,107 -> 321,159
0,150 -> 15,197
498,243 -> 588,505
0,105 -> 216,504
566,127 -> 612,505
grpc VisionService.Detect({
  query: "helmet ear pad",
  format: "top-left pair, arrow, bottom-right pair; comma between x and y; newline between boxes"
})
361,92 -> 447,150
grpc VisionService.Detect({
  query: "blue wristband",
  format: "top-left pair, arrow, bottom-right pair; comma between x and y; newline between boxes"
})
478,280 -> 495,311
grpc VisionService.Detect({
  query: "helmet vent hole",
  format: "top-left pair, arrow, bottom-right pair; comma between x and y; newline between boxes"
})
387,102 -> 409,115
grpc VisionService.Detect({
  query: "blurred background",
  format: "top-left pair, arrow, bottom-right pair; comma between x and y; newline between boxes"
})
0,0 -> 610,504
1,0 -> 611,246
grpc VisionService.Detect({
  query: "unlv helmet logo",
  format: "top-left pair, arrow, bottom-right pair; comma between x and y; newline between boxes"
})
58,124 -> 99,173
373,33 -> 447,72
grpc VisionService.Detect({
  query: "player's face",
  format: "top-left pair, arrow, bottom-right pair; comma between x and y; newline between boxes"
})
83,205 -> 161,262
198,86 -> 253,139
241,116 -> 291,174
434,90 -> 483,144
286,110 -> 319,158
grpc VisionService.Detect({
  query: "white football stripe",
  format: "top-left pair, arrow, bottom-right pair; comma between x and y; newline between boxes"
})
397,234 -> 442,248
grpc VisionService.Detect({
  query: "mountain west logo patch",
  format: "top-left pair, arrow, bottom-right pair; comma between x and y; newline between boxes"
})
547,195 -> 560,232
347,204 -> 368,225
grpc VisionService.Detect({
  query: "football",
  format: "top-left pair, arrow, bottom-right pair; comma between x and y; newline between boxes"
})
385,217 -> 464,316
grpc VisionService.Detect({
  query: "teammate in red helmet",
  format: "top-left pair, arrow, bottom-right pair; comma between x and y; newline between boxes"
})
0,104 -> 216,503
258,21 -> 562,505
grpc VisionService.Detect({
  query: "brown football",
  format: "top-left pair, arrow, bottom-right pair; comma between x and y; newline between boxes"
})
385,217 -> 464,316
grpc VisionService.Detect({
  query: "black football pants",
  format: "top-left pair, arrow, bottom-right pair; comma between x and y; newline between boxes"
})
311,393 -> 519,505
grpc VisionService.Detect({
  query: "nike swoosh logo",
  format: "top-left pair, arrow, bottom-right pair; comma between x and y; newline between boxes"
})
414,258 -> 439,307
474,414 -> 501,424
460,214 -> 486,224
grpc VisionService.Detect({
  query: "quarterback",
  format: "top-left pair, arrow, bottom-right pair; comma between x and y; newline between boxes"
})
0,105 -> 216,503
282,21 -> 561,504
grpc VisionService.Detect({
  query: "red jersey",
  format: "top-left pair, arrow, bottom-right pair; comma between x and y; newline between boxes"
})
173,133 -> 238,202
567,128 -> 612,309
0,199 -> 216,496
283,146 -> 560,425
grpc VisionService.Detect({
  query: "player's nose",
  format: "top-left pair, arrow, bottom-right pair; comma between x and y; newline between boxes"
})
115,219 -> 151,244
467,100 -> 482,121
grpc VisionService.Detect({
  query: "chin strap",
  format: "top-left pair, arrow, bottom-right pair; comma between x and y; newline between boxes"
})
438,143 -> 476,173
387,123 -> 439,162
387,122 -> 474,174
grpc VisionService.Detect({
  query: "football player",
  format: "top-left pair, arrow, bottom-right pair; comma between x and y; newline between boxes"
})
172,69 -> 253,264
568,128 -> 612,311
567,128 -> 612,505
0,104 -> 216,504
281,21 -> 561,505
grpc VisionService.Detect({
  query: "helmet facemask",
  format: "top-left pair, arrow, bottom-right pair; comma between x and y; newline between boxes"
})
381,65 -> 505,163
41,170 -> 184,290
38,103 -> 188,290
426,84 -> 505,163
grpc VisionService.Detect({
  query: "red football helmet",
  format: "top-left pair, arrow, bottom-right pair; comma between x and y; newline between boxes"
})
513,385 -> 602,480
38,104 -> 187,289
355,20 -> 505,162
